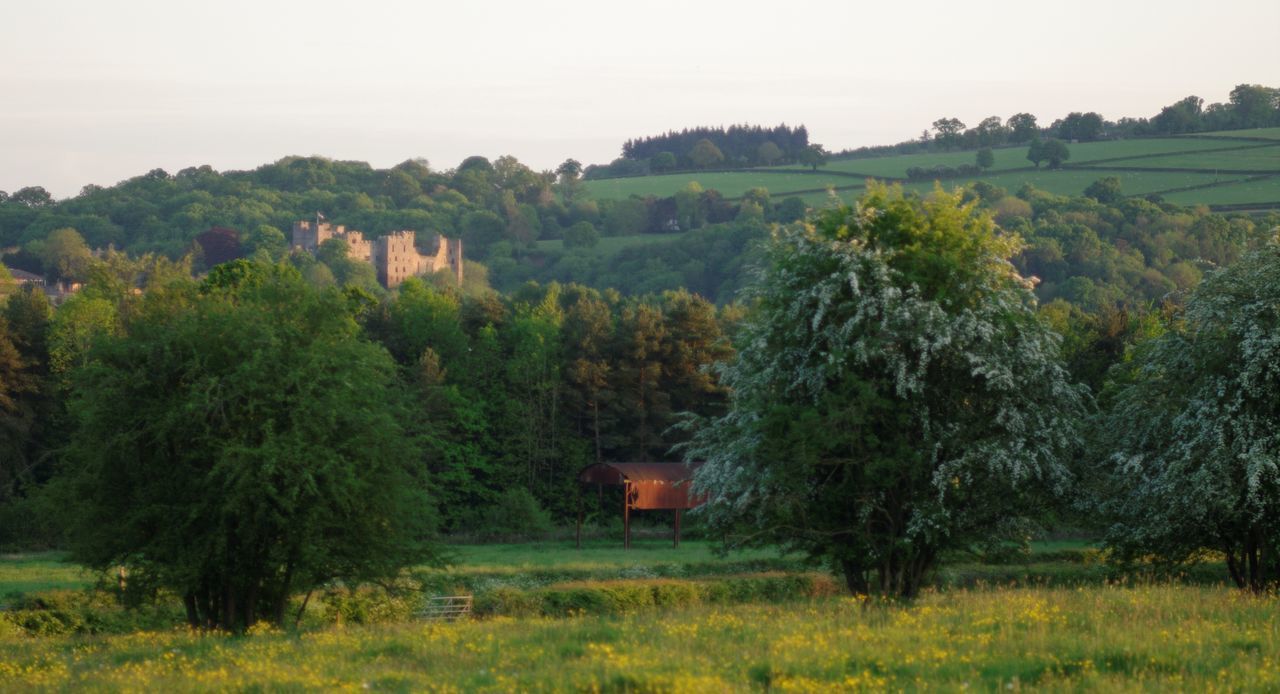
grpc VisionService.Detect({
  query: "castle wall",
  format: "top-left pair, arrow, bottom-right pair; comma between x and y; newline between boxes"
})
293,220 -> 463,289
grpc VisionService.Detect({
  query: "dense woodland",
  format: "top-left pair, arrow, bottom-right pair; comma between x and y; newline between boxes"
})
607,124 -> 812,174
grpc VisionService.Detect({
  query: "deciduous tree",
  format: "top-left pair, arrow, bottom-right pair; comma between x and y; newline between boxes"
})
1099,242 -> 1280,591
58,262 -> 440,631
685,184 -> 1085,598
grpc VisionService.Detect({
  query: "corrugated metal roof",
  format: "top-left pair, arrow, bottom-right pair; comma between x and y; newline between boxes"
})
579,461 -> 704,484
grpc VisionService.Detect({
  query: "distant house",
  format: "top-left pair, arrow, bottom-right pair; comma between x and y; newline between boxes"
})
7,267 -> 45,286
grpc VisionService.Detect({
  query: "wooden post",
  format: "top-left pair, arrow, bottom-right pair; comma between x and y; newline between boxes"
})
674,509 -> 682,548
623,482 -> 631,550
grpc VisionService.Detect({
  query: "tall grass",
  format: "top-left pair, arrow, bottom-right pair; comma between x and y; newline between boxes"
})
3,585 -> 1278,691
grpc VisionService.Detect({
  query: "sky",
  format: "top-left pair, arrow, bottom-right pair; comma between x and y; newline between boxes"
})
2,0 -> 1278,198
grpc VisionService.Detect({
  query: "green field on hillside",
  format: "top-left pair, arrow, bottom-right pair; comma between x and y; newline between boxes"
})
1081,145 -> 1280,172
1161,176 -> 1280,206
773,138 -> 1240,180
969,169 -> 1247,197
792,170 -> 1247,208
1056,137 -> 1260,163
790,147 -> 1027,177
1193,127 -> 1280,140
584,135 -> 1280,208
582,170 -> 852,200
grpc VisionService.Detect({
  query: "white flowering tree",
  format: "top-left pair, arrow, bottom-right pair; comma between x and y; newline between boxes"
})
1100,241 -> 1280,591
684,185 -> 1086,598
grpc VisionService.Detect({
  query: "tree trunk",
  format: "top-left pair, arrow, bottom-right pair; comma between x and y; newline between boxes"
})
1224,545 -> 1245,589
183,592 -> 200,629
840,558 -> 869,595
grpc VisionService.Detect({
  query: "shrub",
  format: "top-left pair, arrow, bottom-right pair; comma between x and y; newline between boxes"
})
459,488 -> 554,541
319,586 -> 420,626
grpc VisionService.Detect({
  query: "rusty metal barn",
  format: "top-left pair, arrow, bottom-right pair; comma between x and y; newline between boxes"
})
577,462 -> 706,549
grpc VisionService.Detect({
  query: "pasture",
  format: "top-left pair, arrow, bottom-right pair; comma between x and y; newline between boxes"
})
581,170 -> 855,200
1085,145 -> 1280,172
583,136 -> 1280,210
1162,176 -> 1280,206
1194,127 -> 1280,141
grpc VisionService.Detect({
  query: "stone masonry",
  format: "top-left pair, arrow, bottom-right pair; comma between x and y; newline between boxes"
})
291,220 -> 463,289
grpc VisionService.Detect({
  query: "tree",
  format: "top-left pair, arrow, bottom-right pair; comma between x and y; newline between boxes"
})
1042,139 -> 1071,169
58,262 -> 440,631
563,221 -> 600,250
689,139 -> 725,169
0,263 -> 15,302
975,147 -> 995,171
1228,84 -> 1280,129
1099,242 -> 1280,591
243,224 -> 288,261
797,144 -> 828,171
1026,139 -> 1047,168
973,116 -> 1008,147
1083,176 -> 1123,204
1152,96 -> 1204,134
1053,112 -> 1105,141
9,186 -> 54,208
382,169 -> 422,206
757,141 -> 784,166
931,118 -> 966,150
0,315 -> 38,500
33,228 -> 94,282
556,159 -> 583,182
685,184 -> 1085,598
1007,113 -> 1039,143
650,152 -> 677,172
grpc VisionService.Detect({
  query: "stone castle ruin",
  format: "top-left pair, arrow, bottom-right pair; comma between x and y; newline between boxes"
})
291,220 -> 463,289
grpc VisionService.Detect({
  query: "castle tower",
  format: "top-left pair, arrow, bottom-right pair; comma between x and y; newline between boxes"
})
294,220 -> 463,290
448,237 -> 464,285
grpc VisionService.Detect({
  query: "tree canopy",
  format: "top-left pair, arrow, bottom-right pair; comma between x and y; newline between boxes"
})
685,185 -> 1086,597
1099,242 -> 1280,590
58,262 -> 440,630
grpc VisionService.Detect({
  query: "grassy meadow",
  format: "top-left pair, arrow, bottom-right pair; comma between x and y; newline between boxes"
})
1195,127 -> 1280,140
1089,145 -> 1280,172
5,585 -> 1278,691
583,136 -> 1280,209
4,538 -> 1270,690
580,170 -> 856,201
1162,176 -> 1280,205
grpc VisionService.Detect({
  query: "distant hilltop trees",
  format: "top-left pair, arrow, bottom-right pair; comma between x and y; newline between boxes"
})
587,124 -> 813,178
833,83 -> 1280,161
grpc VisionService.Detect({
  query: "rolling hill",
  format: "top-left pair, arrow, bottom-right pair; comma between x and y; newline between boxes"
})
582,132 -> 1280,211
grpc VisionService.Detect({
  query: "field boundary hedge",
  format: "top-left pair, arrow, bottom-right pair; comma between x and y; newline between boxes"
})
1063,141 -> 1280,168
1074,165 -> 1280,176
1143,173 -> 1278,198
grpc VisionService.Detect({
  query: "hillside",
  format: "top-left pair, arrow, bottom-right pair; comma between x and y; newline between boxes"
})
583,131 -> 1280,211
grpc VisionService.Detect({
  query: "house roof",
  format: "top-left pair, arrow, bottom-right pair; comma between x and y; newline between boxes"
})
4,267 -> 43,282
579,462 -> 704,485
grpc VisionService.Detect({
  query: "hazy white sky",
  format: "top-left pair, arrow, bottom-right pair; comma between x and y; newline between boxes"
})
2,0 -> 1277,197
